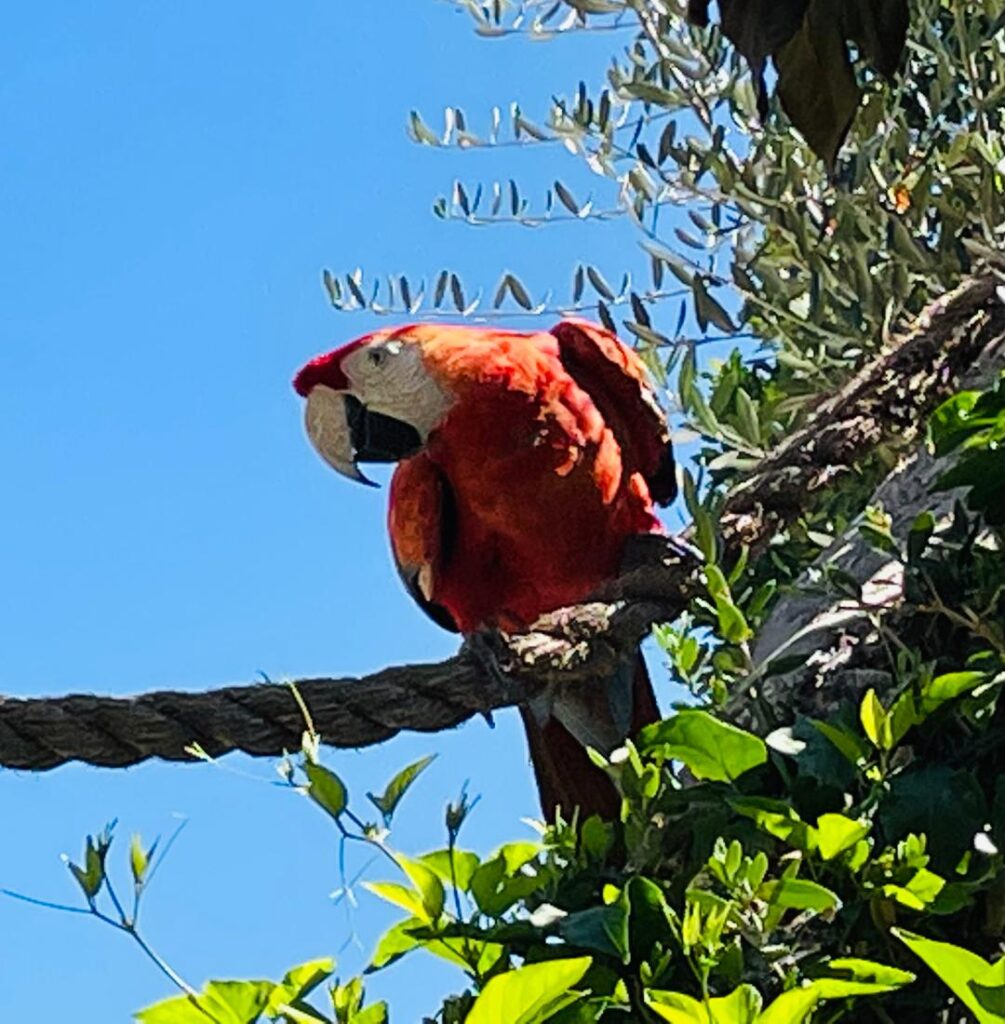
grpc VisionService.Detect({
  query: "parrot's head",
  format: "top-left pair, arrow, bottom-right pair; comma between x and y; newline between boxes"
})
293,327 -> 452,486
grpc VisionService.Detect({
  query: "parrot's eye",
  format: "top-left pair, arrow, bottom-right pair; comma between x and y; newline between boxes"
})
367,348 -> 387,367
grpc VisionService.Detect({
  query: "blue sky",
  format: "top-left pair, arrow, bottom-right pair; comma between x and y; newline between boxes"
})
0,4 -> 690,1020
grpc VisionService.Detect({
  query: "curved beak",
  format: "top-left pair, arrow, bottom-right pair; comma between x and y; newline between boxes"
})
303,385 -> 424,488
304,385 -> 378,487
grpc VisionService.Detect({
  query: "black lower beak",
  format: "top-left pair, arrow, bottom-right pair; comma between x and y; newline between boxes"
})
344,394 -> 424,464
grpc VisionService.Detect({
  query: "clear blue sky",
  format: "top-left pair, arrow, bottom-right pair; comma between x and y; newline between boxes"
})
0,5 -> 690,1020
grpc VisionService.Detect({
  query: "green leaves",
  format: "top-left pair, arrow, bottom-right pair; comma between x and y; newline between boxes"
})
647,983 -> 762,1024
860,689 -> 893,751
894,929 -> 1005,1024
760,877 -> 841,915
692,277 -> 736,335
136,980 -> 274,1024
639,710 -> 766,782
645,957 -> 913,1024
464,957 -> 592,1024
303,762 -> 348,822
65,823 -> 115,901
559,894 -> 630,963
363,857 -> 445,925
366,755 -> 435,826
815,814 -> 870,861
930,373 -> 1005,525
134,960 -> 388,1024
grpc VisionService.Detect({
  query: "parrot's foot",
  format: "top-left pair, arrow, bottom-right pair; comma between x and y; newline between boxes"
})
463,630 -> 521,726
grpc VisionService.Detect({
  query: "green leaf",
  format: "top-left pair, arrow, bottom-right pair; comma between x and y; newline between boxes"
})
815,813 -> 869,861
647,984 -> 761,1023
560,897 -> 630,963
760,877 -> 841,914
692,276 -> 736,334
351,1004 -> 389,1024
470,848 -> 546,917
265,959 -> 335,1017
275,1003 -> 330,1024
920,671 -> 987,716
366,755 -> 435,826
135,996 -> 211,1024
860,689 -> 892,750
586,266 -> 614,301
136,981 -> 273,1024
714,596 -> 752,645
367,916 -> 424,971
66,826 -> 114,901
929,389 -> 984,454
465,957 -> 592,1024
362,881 -> 428,920
883,868 -> 946,910
894,928 -> 1005,1024
398,855 -> 445,922
755,987 -> 820,1024
820,958 -> 915,989
419,848 -> 480,892
129,833 -> 150,886
408,110 -> 440,146
729,798 -> 816,852
703,566 -> 752,644
626,877 -> 677,964
638,710 -> 766,782
808,718 -> 868,766
303,762 -> 348,821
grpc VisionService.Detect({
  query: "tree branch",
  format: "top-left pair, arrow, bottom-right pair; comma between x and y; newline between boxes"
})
2,273 -> 1002,771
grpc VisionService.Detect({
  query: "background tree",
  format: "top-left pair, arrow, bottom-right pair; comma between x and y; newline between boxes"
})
9,0 -> 1005,1021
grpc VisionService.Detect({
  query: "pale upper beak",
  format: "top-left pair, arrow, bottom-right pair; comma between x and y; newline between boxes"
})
304,385 -> 378,486
303,384 -> 423,487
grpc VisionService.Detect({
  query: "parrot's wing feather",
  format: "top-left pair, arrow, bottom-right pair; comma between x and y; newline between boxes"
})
551,319 -> 677,505
388,454 -> 460,633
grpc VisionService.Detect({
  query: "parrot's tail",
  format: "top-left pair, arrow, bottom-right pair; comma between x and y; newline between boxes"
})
519,652 -> 660,822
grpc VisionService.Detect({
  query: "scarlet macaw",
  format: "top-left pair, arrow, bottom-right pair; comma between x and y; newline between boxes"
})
293,320 -> 675,820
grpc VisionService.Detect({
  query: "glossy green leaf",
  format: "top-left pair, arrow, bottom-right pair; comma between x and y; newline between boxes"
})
894,928 -> 1005,1024
860,689 -> 892,750
264,958 -> 335,1017
419,848 -> 480,892
815,814 -> 869,861
137,981 -> 272,1024
639,710 -> 766,782
362,881 -> 428,920
398,855 -> 445,922
465,957 -> 592,1024
647,983 -> 761,1023
760,877 -> 841,914
303,762 -> 348,821
560,897 -> 630,963
366,755 -> 435,826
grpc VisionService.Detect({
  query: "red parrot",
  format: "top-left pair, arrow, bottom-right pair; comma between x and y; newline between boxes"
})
293,320 -> 675,820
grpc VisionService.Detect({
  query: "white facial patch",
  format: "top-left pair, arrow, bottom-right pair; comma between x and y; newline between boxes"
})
341,341 -> 452,440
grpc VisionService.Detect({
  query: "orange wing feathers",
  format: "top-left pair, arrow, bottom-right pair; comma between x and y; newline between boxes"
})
551,319 -> 677,506
388,453 -> 459,634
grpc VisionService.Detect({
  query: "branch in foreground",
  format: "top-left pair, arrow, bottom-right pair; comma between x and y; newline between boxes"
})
1,273 -> 1002,772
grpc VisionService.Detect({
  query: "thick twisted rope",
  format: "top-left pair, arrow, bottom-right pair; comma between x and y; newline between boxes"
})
2,274 -> 1002,771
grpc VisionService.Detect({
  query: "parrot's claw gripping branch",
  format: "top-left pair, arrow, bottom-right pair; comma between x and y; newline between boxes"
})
0,274 -> 1002,774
